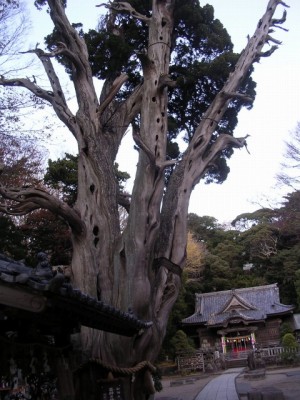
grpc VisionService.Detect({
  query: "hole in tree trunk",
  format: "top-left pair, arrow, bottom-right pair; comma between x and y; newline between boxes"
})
193,137 -> 203,149
120,248 -> 126,258
83,143 -> 88,155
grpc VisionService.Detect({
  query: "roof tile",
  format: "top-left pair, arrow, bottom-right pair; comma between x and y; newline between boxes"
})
182,284 -> 294,326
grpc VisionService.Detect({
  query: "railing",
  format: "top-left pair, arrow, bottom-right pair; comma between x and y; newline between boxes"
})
176,346 -> 299,373
261,346 -> 296,357
260,346 -> 299,364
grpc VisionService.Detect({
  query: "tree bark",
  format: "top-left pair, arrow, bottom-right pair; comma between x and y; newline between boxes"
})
0,1 -> 289,399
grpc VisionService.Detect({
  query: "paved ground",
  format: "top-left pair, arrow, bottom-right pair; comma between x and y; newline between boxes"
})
155,368 -> 242,400
154,374 -> 214,400
195,368 -> 241,400
236,366 -> 300,400
154,366 -> 300,400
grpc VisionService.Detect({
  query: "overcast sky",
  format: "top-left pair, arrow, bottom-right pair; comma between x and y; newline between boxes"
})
188,0 -> 300,223
28,0 -> 300,224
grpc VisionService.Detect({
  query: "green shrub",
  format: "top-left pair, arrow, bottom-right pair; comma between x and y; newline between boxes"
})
282,333 -> 299,349
280,322 -> 293,338
281,333 -> 299,364
170,330 -> 195,357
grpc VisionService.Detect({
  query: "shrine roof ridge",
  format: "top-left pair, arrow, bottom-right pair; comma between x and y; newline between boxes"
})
0,253 -> 152,336
195,283 -> 279,298
182,283 -> 294,327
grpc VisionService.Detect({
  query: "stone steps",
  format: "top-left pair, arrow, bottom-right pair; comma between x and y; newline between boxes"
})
226,358 -> 248,368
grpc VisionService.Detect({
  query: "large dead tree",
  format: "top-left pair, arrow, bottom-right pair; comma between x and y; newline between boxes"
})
0,0 -> 288,398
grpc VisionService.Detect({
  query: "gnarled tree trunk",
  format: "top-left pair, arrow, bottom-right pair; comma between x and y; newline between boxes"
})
0,0 -> 288,399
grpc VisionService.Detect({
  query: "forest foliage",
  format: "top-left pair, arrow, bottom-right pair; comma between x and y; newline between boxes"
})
1,146 -> 300,360
160,190 -> 300,358
3,143 -> 300,359
0,0 -> 293,378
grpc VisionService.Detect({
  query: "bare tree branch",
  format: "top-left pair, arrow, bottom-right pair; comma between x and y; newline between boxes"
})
157,0 -> 288,270
97,1 -> 150,24
132,124 -> 177,173
203,134 -> 250,165
257,45 -> 279,59
46,0 -> 98,118
98,73 -> 129,116
158,74 -> 177,91
0,75 -> 55,102
122,82 -> 144,125
0,185 -> 85,235
46,0 -> 90,67
22,42 -> 81,72
132,125 -> 156,165
223,91 -> 254,103
265,35 -> 282,45
271,9 -> 288,27
0,71 -> 77,136
276,122 -> 300,189
183,0 -> 288,187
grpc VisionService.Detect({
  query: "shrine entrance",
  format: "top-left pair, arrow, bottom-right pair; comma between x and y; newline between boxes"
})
225,333 -> 253,353
218,327 -> 257,356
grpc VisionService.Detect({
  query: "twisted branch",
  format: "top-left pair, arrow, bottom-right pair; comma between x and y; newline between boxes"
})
271,9 -> 288,27
0,47 -> 77,136
22,43 -> 81,72
132,126 -> 156,165
97,1 -> 150,24
0,185 -> 84,235
204,134 -> 251,164
98,73 -> 129,115
185,0 -> 288,182
0,75 -> 56,103
223,91 -> 254,103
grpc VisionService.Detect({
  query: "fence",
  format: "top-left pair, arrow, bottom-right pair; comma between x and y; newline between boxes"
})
261,346 -> 296,356
176,351 -> 205,373
176,346 -> 299,373
260,346 -> 299,364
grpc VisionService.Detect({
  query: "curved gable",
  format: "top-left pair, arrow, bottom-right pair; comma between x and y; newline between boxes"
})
218,292 -> 256,314
182,284 -> 294,327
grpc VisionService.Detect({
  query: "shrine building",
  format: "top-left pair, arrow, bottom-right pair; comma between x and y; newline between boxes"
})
0,253 -> 153,399
182,284 -> 294,355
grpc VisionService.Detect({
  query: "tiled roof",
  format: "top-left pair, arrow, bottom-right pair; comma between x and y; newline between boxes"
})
0,253 -> 152,337
206,309 -> 266,326
182,284 -> 294,327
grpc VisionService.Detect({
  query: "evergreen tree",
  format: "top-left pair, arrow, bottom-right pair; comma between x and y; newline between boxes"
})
0,1 -> 288,397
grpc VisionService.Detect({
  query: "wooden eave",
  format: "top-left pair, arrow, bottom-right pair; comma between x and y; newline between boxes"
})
0,255 -> 153,338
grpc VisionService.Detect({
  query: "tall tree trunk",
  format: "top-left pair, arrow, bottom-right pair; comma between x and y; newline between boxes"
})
0,1 -> 289,399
